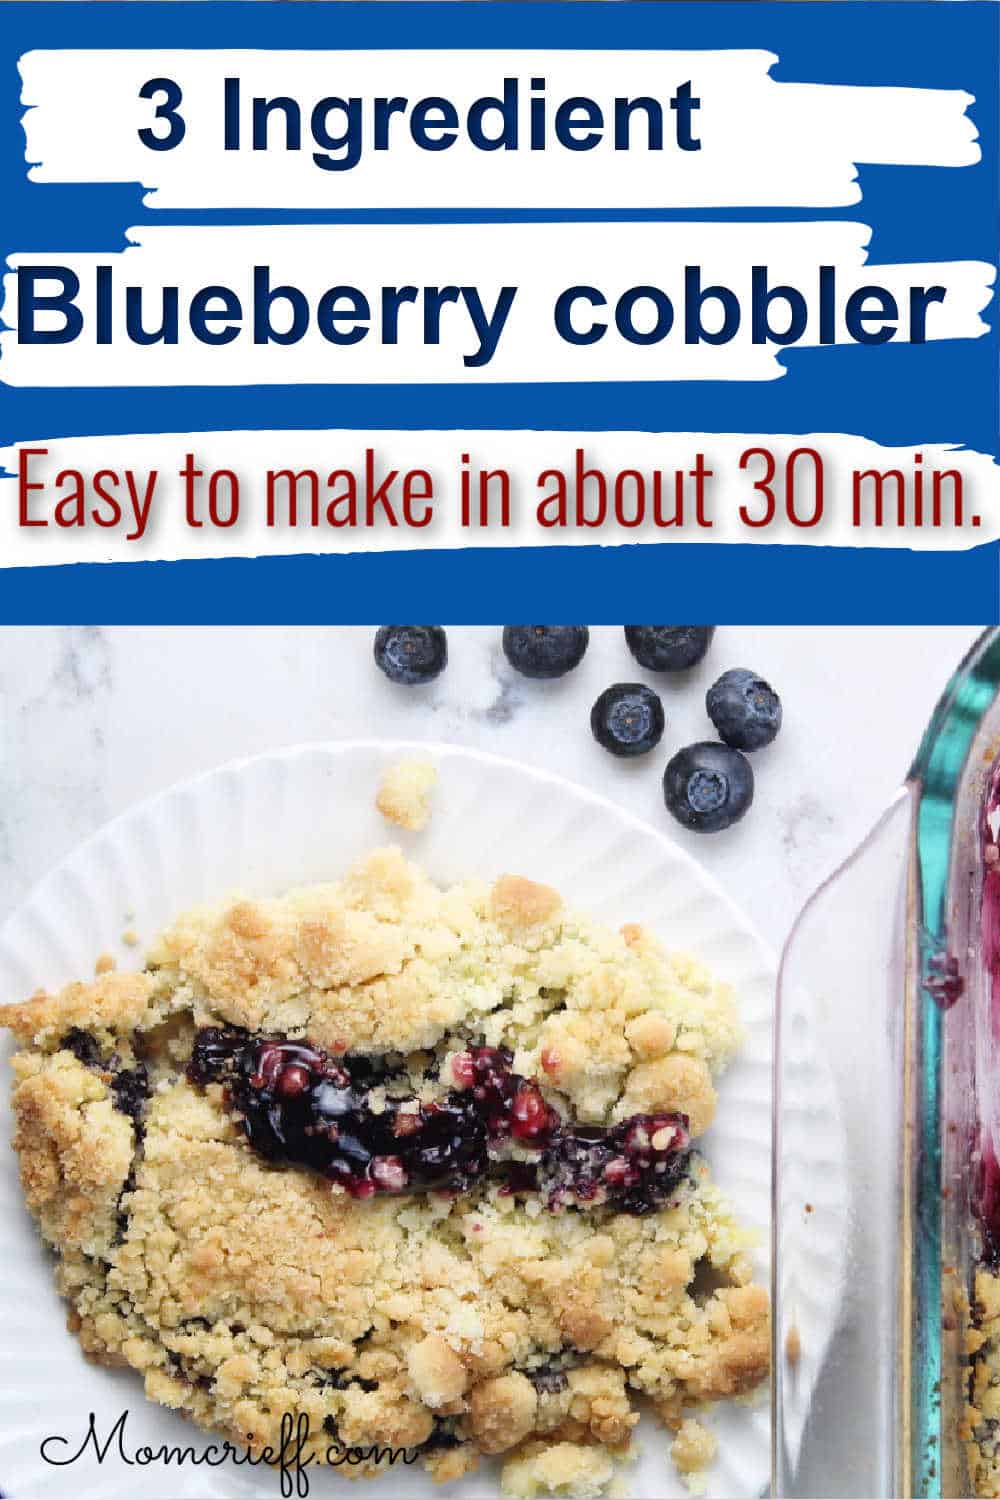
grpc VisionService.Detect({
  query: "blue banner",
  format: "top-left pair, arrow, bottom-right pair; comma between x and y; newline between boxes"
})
1,2 -> 997,621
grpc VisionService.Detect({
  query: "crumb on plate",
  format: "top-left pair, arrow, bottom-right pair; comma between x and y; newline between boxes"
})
502,1440 -> 617,1497
376,759 -> 437,832
671,1418 -> 717,1476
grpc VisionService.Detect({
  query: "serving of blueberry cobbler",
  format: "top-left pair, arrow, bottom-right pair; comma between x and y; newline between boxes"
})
1,848 -> 768,1495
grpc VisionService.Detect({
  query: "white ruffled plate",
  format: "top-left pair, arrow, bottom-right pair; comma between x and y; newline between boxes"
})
0,740 -> 776,1500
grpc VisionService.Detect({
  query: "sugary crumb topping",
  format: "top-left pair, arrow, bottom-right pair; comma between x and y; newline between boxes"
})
1,847 -> 768,1493
376,759 -> 438,832
670,1418 -> 717,1475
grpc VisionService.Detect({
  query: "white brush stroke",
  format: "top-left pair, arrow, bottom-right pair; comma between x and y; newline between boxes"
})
0,427 -> 996,564
0,221 -> 993,386
18,50 -> 980,209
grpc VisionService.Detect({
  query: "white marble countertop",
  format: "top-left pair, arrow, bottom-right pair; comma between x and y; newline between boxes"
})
0,625 -> 983,954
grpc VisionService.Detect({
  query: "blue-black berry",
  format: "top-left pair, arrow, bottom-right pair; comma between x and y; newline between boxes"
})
706,669 -> 782,751
663,742 -> 754,833
502,626 -> 589,679
590,684 -> 665,758
625,626 -> 715,673
374,626 -> 447,685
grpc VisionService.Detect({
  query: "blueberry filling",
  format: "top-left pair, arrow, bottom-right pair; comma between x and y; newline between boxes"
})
925,950 -> 964,1011
316,1370 -> 380,1394
527,1360 -> 570,1395
62,1027 -> 103,1068
110,1065 -> 150,1133
114,1167 -> 138,1243
58,1029 -> 150,1138
187,1028 -> 691,1215
422,1419 -> 463,1452
538,1118 -> 692,1215
59,1030 -> 151,1245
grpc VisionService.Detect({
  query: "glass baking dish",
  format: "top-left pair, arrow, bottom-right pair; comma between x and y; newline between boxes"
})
774,627 -> 1000,1499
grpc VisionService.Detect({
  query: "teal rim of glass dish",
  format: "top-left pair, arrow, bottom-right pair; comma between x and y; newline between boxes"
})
909,628 -> 1000,1496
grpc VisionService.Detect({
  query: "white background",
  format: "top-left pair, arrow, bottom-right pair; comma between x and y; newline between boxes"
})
0,624 -> 981,951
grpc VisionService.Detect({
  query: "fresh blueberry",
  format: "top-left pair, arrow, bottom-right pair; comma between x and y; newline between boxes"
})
625,626 -> 715,673
663,742 -> 754,833
706,668 -> 782,751
374,626 -> 447,685
590,683 -> 665,758
502,626 -> 589,679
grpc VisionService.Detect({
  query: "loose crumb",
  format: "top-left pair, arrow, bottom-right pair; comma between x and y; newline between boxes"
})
94,953 -> 116,975
502,1441 -> 617,1497
376,759 -> 437,831
785,1327 -> 802,1366
670,1418 -> 717,1476
122,930 -> 139,948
